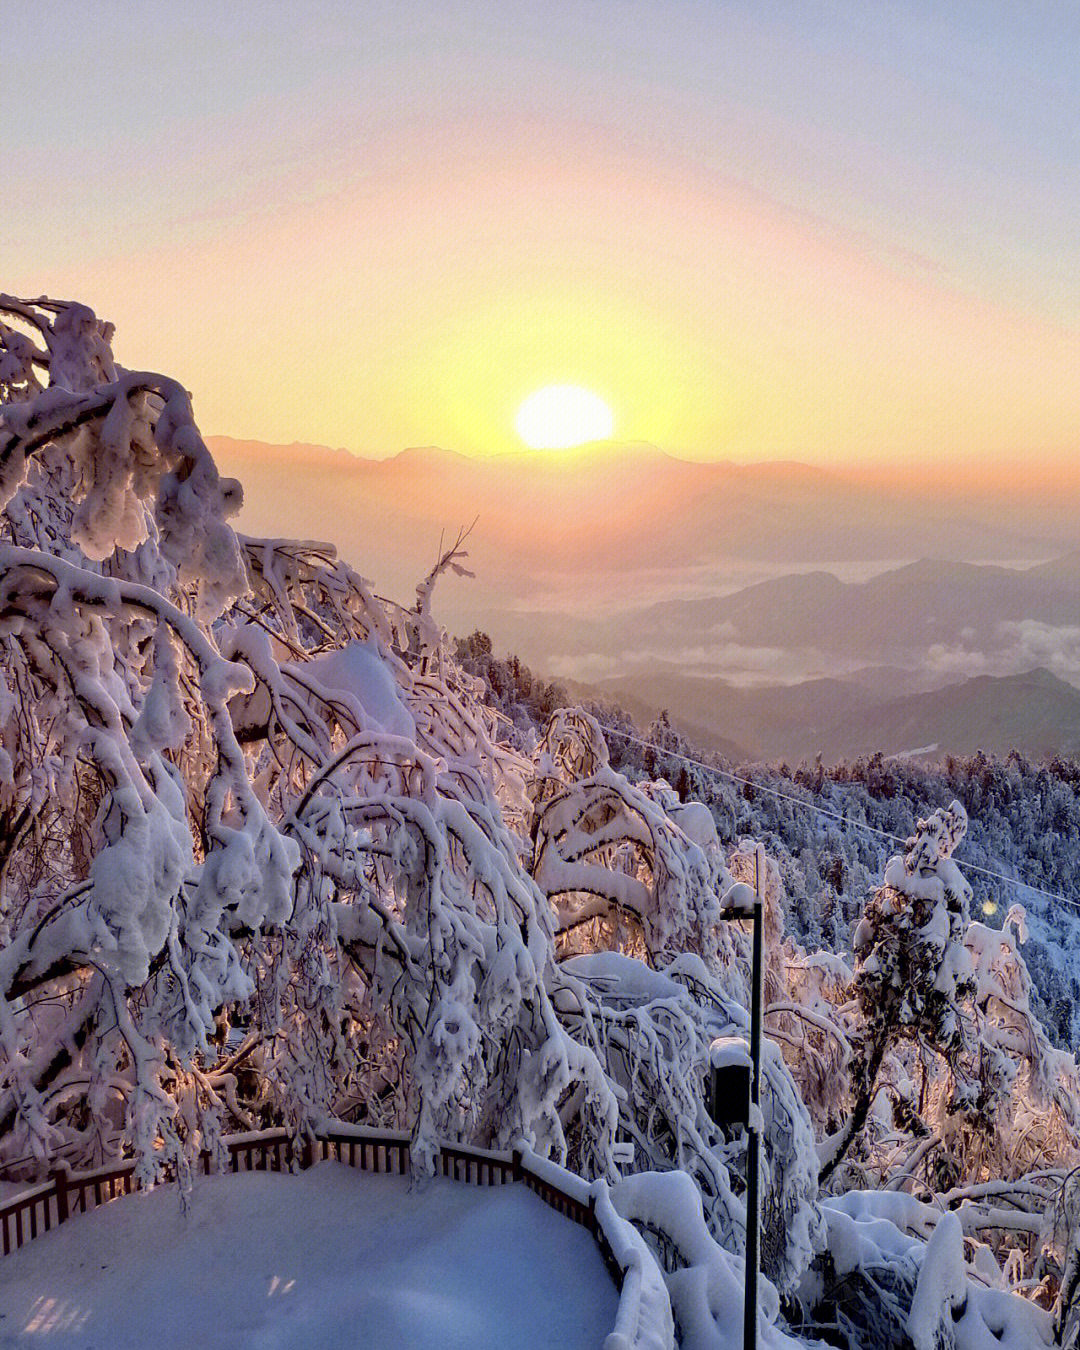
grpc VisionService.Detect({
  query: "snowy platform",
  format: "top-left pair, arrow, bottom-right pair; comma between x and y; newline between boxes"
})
0,1161 -> 619,1349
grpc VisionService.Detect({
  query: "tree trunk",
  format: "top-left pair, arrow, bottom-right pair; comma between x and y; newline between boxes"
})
819,1025 -> 890,1185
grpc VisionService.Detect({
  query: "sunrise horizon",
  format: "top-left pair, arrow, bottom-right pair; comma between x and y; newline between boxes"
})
8,3 -> 1078,485
204,427 -> 1080,498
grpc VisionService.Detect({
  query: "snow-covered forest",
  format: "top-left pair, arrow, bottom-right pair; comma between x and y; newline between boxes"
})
461,638 -> 1080,1047
2,296 -> 1079,1349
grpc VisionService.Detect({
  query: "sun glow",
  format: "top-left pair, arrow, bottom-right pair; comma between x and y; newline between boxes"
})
514,385 -> 614,450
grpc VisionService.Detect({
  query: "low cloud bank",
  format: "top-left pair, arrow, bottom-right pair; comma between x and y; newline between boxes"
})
927,622 -> 1080,687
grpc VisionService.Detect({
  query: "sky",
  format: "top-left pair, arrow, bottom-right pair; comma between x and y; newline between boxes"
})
5,1 -> 1079,479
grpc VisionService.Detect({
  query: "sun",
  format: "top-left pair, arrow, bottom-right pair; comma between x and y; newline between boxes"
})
514,385 -> 614,450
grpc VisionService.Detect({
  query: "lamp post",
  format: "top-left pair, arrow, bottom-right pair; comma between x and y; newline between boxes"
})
709,845 -> 765,1350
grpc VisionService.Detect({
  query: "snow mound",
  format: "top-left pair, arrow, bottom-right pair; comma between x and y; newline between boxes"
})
0,1162 -> 619,1350
297,638 -> 416,739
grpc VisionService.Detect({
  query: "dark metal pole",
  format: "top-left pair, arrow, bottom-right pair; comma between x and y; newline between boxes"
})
744,846 -> 764,1350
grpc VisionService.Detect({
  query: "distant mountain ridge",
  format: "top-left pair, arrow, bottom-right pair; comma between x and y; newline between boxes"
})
580,666 -> 1080,764
824,666 -> 1080,762
623,553 -> 1080,656
210,436 -> 1080,760
470,551 -> 1080,691
209,437 -> 1080,586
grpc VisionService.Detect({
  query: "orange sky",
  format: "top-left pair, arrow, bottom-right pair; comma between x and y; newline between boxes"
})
6,4 -> 1079,480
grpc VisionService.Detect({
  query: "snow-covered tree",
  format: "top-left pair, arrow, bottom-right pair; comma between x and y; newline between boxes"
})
820,802 -> 978,1185
813,801 -> 1080,1207
0,295 -> 830,1345
7,293 -> 1079,1349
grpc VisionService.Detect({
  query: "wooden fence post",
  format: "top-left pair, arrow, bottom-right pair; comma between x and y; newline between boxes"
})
51,1164 -> 70,1226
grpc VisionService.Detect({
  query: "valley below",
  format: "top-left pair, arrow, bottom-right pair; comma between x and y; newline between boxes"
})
215,436 -> 1080,764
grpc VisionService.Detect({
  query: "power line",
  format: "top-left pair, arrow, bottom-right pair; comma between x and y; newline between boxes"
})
596,722 -> 1080,915
601,724 -> 909,844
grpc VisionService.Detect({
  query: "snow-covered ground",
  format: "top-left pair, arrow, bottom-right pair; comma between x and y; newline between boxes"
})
0,1162 -> 619,1349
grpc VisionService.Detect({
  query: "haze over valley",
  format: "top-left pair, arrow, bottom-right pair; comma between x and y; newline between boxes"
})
215,435 -> 1080,763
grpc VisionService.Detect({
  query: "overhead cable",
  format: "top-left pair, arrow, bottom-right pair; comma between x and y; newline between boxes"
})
596,722 -> 1080,914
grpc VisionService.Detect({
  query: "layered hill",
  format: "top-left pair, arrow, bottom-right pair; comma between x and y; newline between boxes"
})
210,436 -> 1080,615
582,666 -> 1080,764
213,437 -> 1080,760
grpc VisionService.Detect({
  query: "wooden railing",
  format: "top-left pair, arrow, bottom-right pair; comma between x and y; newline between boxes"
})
0,1125 -> 656,1345
1,1127 -> 621,1284
434,1138 -> 624,1282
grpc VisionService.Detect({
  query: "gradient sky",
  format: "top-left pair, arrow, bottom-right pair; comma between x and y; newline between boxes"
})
5,1 -> 1079,477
